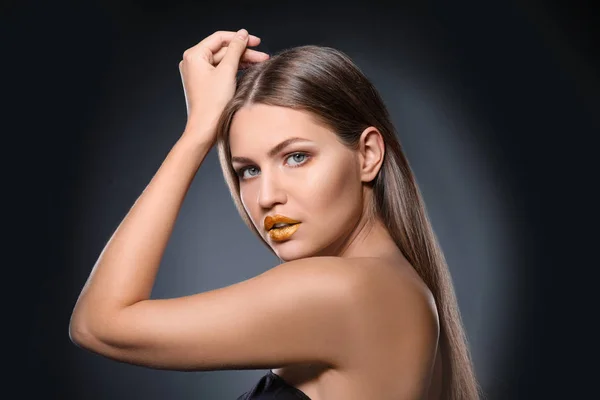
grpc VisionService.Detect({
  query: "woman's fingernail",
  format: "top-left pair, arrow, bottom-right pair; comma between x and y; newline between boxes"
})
237,29 -> 248,39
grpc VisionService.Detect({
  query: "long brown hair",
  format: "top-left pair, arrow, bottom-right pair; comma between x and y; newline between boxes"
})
215,45 -> 481,399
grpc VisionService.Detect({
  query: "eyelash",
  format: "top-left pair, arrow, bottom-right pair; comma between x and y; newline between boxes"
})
236,152 -> 311,180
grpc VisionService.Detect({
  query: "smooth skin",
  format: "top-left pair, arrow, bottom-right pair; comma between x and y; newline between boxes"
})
69,29 -> 441,399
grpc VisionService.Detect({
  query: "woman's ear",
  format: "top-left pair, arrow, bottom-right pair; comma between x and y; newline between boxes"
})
358,127 -> 385,183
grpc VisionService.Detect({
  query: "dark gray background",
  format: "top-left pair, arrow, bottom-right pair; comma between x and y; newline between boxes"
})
6,0 -> 597,398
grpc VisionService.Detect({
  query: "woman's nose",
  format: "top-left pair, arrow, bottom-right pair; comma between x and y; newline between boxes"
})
257,173 -> 287,209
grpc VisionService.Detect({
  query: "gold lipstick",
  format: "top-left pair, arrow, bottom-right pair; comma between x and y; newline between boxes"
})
264,214 -> 301,242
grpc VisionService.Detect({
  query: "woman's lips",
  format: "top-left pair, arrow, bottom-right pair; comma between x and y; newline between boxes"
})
264,214 -> 301,231
268,223 -> 301,242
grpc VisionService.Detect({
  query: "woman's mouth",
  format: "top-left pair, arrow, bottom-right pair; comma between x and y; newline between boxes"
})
268,223 -> 301,242
264,214 -> 302,242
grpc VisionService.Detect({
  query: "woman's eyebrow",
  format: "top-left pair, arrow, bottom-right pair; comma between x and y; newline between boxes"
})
231,137 -> 315,164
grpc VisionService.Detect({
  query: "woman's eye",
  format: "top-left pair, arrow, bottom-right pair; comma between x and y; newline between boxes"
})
286,153 -> 308,166
240,167 -> 259,179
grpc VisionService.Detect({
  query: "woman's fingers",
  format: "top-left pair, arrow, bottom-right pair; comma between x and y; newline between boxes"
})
193,30 -> 261,56
182,30 -> 263,68
212,47 -> 269,66
217,29 -> 254,74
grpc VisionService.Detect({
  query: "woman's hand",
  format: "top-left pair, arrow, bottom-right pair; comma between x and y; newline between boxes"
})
179,29 -> 269,146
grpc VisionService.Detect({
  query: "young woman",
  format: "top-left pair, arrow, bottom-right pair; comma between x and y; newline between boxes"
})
70,29 -> 481,400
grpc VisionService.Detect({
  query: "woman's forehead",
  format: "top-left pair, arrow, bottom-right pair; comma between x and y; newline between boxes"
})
229,105 -> 334,150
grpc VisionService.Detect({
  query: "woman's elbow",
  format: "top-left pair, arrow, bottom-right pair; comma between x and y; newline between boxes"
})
69,319 -> 94,348
69,307 -> 109,350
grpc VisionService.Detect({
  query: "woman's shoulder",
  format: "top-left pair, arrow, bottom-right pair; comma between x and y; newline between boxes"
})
341,255 -> 440,355
316,256 -> 441,398
297,255 -> 437,315
278,255 -> 439,345
344,256 -> 437,311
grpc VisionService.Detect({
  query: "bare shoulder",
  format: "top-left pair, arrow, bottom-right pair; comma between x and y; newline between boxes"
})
345,256 -> 439,326
270,257 -> 441,399
339,257 -> 441,397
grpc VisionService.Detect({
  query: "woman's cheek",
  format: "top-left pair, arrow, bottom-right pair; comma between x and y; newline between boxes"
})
240,188 -> 259,224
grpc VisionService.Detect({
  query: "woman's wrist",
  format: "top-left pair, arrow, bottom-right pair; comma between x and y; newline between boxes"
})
183,117 -> 218,144
179,125 -> 216,154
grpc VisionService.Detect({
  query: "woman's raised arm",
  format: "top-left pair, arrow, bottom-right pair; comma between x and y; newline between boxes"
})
69,29 -> 268,352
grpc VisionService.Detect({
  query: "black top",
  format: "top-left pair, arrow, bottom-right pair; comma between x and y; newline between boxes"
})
236,370 -> 312,400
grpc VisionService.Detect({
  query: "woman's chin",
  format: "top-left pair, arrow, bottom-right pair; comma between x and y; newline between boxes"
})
273,243 -> 311,262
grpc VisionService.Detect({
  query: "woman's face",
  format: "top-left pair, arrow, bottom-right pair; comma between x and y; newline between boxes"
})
228,104 -> 366,261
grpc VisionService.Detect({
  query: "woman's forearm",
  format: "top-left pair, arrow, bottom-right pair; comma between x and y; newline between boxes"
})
70,131 -> 213,335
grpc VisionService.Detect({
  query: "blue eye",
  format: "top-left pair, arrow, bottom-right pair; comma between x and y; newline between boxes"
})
287,153 -> 307,166
239,166 -> 259,179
